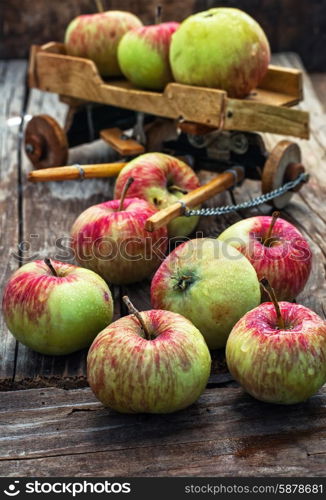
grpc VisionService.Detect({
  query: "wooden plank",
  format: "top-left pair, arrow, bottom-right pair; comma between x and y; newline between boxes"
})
100,128 -> 145,156
225,98 -> 309,139
31,47 -> 309,138
38,42 -> 304,104
0,385 -> 325,476
35,51 -> 226,124
258,64 -> 303,102
0,60 -> 28,388
12,88 -> 119,388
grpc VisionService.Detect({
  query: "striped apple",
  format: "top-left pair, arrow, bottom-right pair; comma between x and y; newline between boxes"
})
218,213 -> 312,301
87,299 -> 211,413
114,153 -> 200,237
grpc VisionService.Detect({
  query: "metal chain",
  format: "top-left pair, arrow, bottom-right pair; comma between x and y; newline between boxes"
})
185,172 -> 309,217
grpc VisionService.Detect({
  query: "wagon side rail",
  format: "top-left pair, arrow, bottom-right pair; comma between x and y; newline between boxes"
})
28,42 -> 309,140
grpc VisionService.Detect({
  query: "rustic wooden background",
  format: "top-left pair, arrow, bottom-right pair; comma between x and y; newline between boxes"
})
0,52 -> 325,392
1,0 -> 326,71
1,0 -> 326,477
1,53 -> 326,475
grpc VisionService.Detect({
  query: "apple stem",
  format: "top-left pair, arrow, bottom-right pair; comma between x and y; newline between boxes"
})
123,296 -> 152,340
173,275 -> 193,291
94,0 -> 104,12
155,5 -> 162,24
118,177 -> 134,211
169,185 -> 188,195
44,258 -> 58,277
260,278 -> 285,330
264,211 -> 280,245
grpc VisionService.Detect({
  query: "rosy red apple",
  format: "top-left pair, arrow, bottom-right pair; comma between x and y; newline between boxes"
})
65,11 -> 143,77
226,279 -> 326,404
71,179 -> 168,285
114,153 -> 200,237
118,22 -> 179,90
218,212 -> 312,301
2,259 -> 113,355
151,238 -> 261,349
169,8 -> 270,98
87,296 -> 211,413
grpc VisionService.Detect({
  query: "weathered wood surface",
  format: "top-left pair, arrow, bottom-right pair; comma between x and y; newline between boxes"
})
11,87 -> 120,388
0,385 -> 325,477
0,53 -> 325,392
0,61 -> 28,386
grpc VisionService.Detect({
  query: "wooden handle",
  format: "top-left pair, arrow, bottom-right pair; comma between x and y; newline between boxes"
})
27,162 -> 127,182
100,128 -> 145,156
145,167 -> 244,232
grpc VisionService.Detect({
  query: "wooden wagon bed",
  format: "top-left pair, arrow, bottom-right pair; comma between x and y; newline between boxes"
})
0,53 -> 325,477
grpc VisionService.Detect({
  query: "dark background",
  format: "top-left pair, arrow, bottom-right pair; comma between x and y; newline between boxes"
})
1,0 -> 326,72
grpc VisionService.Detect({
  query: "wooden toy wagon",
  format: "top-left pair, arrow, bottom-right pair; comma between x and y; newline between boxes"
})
25,41 -> 310,230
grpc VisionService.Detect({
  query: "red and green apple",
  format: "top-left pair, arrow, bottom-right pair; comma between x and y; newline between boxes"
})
65,10 -> 143,77
87,296 -> 211,413
2,259 -> 113,355
118,22 -> 179,90
169,8 -> 270,98
71,179 -> 168,284
226,279 -> 326,404
218,212 -> 312,301
114,153 -> 200,237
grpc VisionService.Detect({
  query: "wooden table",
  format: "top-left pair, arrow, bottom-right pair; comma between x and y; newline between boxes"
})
0,53 -> 325,477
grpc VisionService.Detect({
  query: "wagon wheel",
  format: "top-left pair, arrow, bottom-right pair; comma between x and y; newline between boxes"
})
261,140 -> 305,209
24,115 -> 69,169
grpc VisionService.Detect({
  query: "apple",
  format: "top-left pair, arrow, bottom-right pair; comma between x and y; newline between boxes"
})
65,11 -> 143,77
2,259 -> 113,355
87,296 -> 211,413
218,212 -> 312,301
226,279 -> 326,404
169,8 -> 270,98
118,22 -> 179,90
114,153 -> 200,237
151,238 -> 261,349
71,178 -> 168,285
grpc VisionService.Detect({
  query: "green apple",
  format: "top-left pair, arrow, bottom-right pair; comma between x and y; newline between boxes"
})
2,259 -> 113,355
87,298 -> 211,413
151,238 -> 261,349
65,11 -> 143,77
118,22 -> 179,90
170,8 -> 270,98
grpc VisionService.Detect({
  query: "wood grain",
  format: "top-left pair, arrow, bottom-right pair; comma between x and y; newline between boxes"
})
28,162 -> 127,182
0,61 -> 28,387
31,46 -> 309,138
0,385 -> 325,476
100,128 -> 145,156
12,87 -> 120,388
